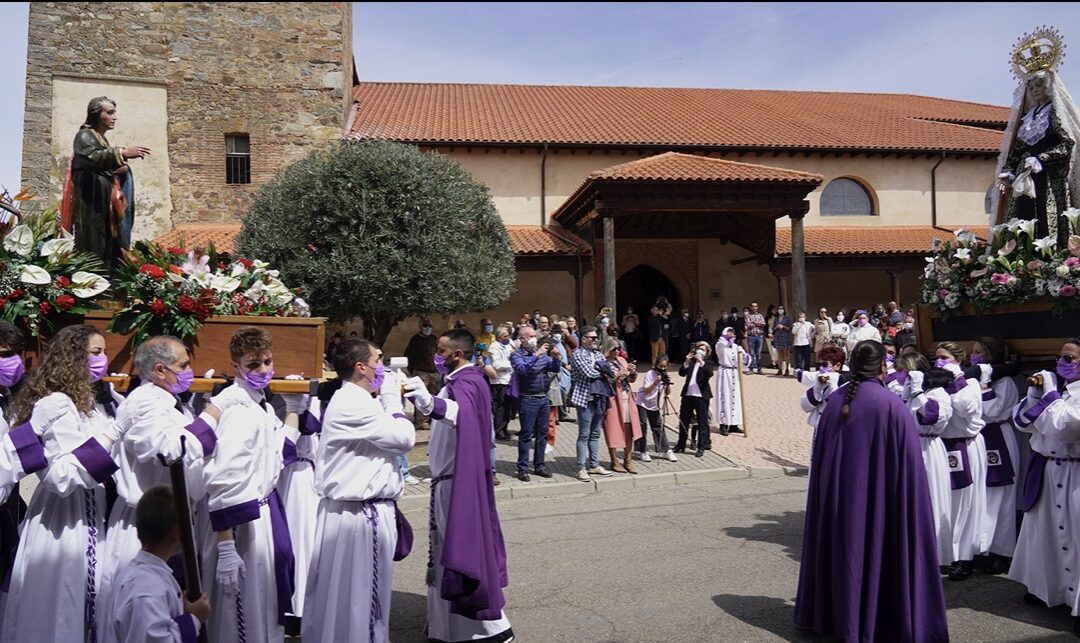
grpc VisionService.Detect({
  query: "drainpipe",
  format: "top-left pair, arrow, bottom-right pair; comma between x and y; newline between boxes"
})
540,143 -> 548,226
930,152 -> 948,232
545,223 -> 585,320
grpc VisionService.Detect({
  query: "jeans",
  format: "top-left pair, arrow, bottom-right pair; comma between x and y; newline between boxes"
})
397,454 -> 411,478
794,345 -> 812,372
748,335 -> 764,371
517,396 -> 550,472
575,399 -> 605,470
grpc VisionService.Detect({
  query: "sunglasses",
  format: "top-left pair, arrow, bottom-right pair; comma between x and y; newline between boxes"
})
1060,354 -> 1077,363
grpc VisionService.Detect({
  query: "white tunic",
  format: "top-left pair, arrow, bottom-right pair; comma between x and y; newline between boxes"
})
979,374 -> 1020,557
940,365 -> 989,561
101,550 -> 200,643
906,387 -> 954,565
101,383 -> 217,606
1010,379 -> 1080,613
797,370 -> 841,429
301,382 -> 415,643
427,364 -> 512,642
202,380 -> 288,643
712,340 -> 747,427
276,398 -> 321,619
2,392 -> 118,643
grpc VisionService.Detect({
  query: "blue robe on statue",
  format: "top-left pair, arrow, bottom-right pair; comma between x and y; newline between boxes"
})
795,379 -> 949,642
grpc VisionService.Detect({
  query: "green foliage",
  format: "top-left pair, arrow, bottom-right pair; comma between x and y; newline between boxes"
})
238,139 -> 516,342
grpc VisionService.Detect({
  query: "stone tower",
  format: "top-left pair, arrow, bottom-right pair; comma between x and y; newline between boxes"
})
21,2 -> 353,241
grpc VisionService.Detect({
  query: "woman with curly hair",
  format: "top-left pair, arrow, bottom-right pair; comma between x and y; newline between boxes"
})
2,324 -> 120,642
795,340 -> 947,642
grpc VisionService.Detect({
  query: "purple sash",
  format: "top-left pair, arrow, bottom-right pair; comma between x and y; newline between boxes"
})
945,376 -> 967,395
393,502 -> 413,561
1021,452 -> 1048,512
941,437 -> 973,489
266,490 -> 295,625
506,374 -> 519,400
982,423 -> 1015,487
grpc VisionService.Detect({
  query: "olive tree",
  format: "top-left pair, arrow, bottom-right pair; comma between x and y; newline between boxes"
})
238,139 -> 515,343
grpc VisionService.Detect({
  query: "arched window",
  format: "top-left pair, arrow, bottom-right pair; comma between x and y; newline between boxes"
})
820,178 -> 874,216
985,182 -> 996,215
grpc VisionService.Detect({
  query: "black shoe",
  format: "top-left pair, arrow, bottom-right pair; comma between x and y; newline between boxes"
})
496,430 -> 511,440
516,471 -> 530,482
673,446 -> 685,453
534,467 -> 553,478
719,426 -> 729,437
285,615 -> 301,637
729,426 -> 743,434
985,554 -> 1011,576
695,448 -> 704,458
947,560 -> 972,581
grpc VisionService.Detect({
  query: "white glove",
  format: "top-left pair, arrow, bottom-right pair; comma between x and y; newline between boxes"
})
215,540 -> 244,595
998,171 -> 1015,182
1024,156 -> 1044,174
281,394 -> 309,414
977,363 -> 992,388
379,370 -> 404,415
200,369 -> 216,404
907,370 -> 925,396
403,376 -> 434,415
1041,370 -> 1058,397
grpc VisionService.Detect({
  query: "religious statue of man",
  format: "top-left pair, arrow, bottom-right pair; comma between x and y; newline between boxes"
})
61,96 -> 150,272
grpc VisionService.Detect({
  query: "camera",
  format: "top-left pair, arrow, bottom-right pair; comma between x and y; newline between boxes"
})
658,370 -> 673,387
474,342 -> 488,354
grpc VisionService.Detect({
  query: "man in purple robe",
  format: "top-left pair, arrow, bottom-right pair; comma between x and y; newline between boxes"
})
405,328 -> 513,642
795,339 -> 949,642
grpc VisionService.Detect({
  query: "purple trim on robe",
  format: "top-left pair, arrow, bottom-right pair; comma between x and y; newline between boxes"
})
440,366 -> 508,621
804,387 -> 820,408
7,421 -> 46,474
392,413 -> 408,421
1022,452 -> 1049,512
393,502 -> 413,561
72,437 -> 118,484
266,489 -> 295,625
282,437 -> 298,468
941,437 -> 973,489
945,376 -> 967,395
1023,391 -> 1061,423
1014,398 -> 1035,428
174,614 -> 197,643
300,410 -> 322,436
884,371 -> 907,386
982,422 -> 1015,487
184,417 -> 217,457
916,399 -> 939,426
429,396 -> 448,421
210,499 -> 260,531
981,389 -> 997,402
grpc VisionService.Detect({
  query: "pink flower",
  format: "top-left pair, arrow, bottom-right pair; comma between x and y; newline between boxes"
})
998,239 -> 1017,256
1067,257 -> 1080,268
991,273 -> 1010,285
1060,285 -> 1078,297
937,288 -> 950,299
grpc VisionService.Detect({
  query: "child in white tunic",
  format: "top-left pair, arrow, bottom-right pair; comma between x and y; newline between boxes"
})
302,340 -> 415,643
102,485 -> 210,643
2,324 -> 120,643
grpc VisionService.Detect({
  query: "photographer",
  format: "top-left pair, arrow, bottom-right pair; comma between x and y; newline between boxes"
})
676,341 -> 715,457
509,326 -> 561,481
634,354 -> 677,462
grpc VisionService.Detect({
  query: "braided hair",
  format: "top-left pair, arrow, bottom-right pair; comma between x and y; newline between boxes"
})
841,340 -> 887,419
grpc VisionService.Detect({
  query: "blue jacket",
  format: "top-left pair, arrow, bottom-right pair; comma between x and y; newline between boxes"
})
510,349 -> 561,396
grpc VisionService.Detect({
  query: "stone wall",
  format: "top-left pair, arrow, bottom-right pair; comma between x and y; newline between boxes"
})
23,2 -> 352,232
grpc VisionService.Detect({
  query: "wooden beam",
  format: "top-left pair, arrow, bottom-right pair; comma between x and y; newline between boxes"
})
603,212 -> 616,317
790,210 -> 807,315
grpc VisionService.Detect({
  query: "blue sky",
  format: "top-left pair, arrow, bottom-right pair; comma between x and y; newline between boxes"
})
3,3 -> 1080,193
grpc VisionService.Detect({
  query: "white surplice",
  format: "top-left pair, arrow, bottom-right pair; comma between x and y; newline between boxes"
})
980,374 -> 1020,557
940,366 -> 988,562
906,386 -> 955,565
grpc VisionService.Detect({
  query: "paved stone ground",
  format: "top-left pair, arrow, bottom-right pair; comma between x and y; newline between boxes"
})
400,366 -> 812,500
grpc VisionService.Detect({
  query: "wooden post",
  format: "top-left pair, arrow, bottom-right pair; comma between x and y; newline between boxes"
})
737,359 -> 749,438
603,211 -> 616,317
790,209 -> 807,316
889,270 -> 903,307
777,276 -> 789,312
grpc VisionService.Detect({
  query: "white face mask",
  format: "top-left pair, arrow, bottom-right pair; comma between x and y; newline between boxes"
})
836,315 -> 844,321
552,334 -> 562,343
526,338 -> 538,349
421,326 -> 432,336
695,349 -> 706,359
483,325 -> 493,333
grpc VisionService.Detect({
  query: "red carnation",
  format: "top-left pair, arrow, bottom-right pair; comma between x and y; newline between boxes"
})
39,301 -> 51,316
237,258 -> 253,269
194,303 -> 211,322
139,264 -> 166,279
150,298 -> 168,316
55,294 -> 76,311
167,246 -> 186,255
8,289 -> 23,301
177,295 -> 198,314
55,276 -> 71,289
0,299 -> 6,310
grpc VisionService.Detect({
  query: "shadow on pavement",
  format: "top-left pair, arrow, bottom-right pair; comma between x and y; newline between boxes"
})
390,590 -> 429,642
942,573 -> 1076,639
756,447 -> 808,471
711,594 -> 828,641
722,510 -> 805,563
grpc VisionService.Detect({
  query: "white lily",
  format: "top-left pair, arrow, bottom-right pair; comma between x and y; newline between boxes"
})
71,271 -> 109,298
954,248 -> 972,261
955,230 -> 977,246
1035,235 -> 1057,256
40,237 -> 74,259
3,225 -> 33,257
230,262 -> 248,278
18,264 -> 50,285
210,274 -> 241,293
1017,219 -> 1036,238
1066,208 -> 1080,233
266,278 -> 294,305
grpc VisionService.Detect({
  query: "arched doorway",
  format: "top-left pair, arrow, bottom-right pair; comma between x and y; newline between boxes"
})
616,265 -> 681,362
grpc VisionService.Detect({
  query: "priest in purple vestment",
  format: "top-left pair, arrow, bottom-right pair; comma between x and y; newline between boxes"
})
795,339 -> 949,642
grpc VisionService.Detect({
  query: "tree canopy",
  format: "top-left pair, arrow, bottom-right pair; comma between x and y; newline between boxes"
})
238,139 -> 515,343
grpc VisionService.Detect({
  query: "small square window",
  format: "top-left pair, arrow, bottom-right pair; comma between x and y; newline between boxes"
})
226,134 -> 250,184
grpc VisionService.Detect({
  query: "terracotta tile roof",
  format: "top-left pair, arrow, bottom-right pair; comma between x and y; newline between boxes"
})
775,225 -> 989,257
152,224 -> 587,257
153,223 -> 241,254
588,152 -> 822,184
349,83 -> 1008,153
507,225 -> 591,255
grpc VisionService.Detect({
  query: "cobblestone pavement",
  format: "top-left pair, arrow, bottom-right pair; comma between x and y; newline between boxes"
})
400,366 -> 810,498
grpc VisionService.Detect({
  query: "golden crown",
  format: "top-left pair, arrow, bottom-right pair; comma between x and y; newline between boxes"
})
1011,26 -> 1066,80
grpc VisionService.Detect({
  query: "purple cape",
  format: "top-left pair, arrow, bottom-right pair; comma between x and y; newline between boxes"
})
443,365 -> 509,620
794,379 -> 949,642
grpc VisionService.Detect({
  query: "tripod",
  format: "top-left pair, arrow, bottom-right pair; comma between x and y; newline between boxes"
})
659,378 -> 686,450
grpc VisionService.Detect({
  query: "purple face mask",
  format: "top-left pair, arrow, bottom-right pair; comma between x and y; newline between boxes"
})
167,368 -> 195,395
0,354 -> 25,388
969,353 -> 985,365
88,353 -> 108,382
434,353 -> 448,375
885,354 -> 895,364
1057,358 -> 1079,382
370,362 -> 386,389
934,358 -> 950,369
819,364 -> 832,374
242,367 -> 274,390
